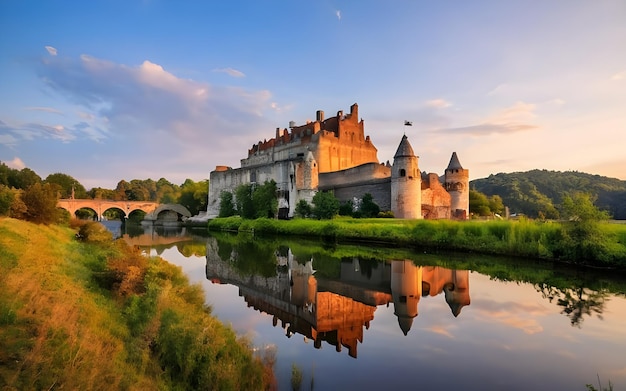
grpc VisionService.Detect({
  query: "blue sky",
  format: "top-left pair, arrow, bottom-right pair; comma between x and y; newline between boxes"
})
1,1 -> 625,189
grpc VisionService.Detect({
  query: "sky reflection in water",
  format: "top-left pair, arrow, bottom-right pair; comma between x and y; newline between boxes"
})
143,233 -> 626,391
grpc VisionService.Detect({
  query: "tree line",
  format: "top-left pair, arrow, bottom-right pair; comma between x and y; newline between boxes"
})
218,180 -> 387,220
0,161 -> 208,224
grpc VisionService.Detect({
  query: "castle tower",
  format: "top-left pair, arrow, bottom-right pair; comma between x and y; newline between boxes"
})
444,152 -> 469,219
391,135 -> 422,219
391,260 -> 422,336
290,150 -> 318,217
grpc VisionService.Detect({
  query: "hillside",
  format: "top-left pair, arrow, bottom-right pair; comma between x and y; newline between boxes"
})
470,170 -> 626,219
0,218 -> 272,390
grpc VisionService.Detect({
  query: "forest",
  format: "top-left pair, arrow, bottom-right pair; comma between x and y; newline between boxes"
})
470,169 -> 626,220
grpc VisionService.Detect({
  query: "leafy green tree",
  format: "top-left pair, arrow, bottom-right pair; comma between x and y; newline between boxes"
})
9,167 -> 41,190
360,193 -> 380,218
488,194 -> 505,215
44,173 -> 87,198
0,162 -> 11,186
88,187 -> 117,199
235,184 -> 255,219
252,180 -> 278,218
114,180 -> 131,200
156,178 -> 181,204
559,193 -> 612,264
561,192 -> 611,222
469,190 -> 491,216
178,179 -> 208,215
219,191 -> 236,217
0,186 -> 26,218
312,191 -> 339,219
338,200 -> 354,216
295,199 -> 312,218
21,182 -> 61,224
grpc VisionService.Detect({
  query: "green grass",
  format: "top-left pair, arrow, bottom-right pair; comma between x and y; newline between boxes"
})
0,218 -> 273,390
208,217 -> 626,268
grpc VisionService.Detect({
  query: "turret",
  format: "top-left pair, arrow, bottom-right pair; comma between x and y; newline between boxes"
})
391,135 -> 422,219
444,152 -> 469,219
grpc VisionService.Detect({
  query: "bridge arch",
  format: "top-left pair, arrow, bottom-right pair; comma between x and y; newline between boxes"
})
144,204 -> 192,221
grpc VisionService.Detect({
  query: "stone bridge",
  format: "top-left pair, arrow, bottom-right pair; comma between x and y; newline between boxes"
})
57,199 -> 191,221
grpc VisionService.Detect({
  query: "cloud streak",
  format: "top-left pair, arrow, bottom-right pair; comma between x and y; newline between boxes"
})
45,46 -> 57,56
437,101 -> 538,136
212,67 -> 246,78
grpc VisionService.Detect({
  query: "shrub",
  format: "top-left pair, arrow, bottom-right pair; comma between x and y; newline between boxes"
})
76,221 -> 113,244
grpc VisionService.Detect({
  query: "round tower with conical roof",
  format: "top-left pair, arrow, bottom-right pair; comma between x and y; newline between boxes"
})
391,135 -> 422,219
444,152 -> 469,219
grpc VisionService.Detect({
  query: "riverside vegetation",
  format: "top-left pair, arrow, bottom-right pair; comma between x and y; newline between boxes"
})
208,215 -> 626,269
0,218 -> 275,390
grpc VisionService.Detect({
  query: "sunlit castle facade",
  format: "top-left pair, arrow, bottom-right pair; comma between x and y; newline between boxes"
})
207,103 -> 469,219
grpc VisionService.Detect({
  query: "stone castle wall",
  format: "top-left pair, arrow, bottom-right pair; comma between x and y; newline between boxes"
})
207,103 -> 469,219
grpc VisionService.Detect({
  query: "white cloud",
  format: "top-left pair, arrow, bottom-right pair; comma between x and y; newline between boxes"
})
336,10 -> 341,21
45,46 -> 57,56
6,157 -> 26,170
33,53 -> 276,173
426,99 -> 452,109
212,67 -> 246,78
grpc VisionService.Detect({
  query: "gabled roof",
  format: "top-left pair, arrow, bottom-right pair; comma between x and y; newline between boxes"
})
446,152 -> 463,170
394,135 -> 415,158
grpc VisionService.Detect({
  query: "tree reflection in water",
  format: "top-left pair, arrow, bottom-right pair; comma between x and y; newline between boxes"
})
537,283 -> 608,327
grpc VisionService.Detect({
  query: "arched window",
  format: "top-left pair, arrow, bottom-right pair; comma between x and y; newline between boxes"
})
400,169 -> 406,177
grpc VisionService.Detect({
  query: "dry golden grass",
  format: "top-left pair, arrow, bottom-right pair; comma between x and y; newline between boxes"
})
0,218 -> 154,390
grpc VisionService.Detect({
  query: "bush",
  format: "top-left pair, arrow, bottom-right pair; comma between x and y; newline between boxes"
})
76,221 -> 113,244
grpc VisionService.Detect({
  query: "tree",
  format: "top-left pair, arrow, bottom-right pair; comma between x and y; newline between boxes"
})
21,182 -> 61,224
469,190 -> 491,216
560,193 -> 612,264
235,184 -> 255,219
44,173 -> 87,198
156,178 -> 181,204
488,194 -> 505,215
360,193 -> 380,218
312,191 -> 339,219
295,199 -> 312,218
338,200 -> 354,217
88,187 -> 116,200
252,180 -> 278,219
0,185 -> 23,217
9,167 -> 41,190
561,192 -> 610,222
178,179 -> 208,215
219,191 -> 236,217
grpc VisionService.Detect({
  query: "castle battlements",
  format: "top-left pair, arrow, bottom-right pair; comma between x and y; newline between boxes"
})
208,103 -> 469,220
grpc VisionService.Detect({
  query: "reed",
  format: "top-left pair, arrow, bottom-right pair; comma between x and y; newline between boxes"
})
208,217 -> 626,267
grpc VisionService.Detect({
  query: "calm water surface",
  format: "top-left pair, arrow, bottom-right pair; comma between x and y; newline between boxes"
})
115,222 -> 626,391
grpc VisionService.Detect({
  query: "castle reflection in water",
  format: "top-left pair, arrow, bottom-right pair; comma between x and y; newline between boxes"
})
206,239 -> 470,359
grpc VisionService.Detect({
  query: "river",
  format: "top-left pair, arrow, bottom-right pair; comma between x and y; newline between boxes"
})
107,221 -> 626,391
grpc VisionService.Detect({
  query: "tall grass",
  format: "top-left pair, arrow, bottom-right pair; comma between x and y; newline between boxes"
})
208,217 -> 626,268
0,218 -> 273,390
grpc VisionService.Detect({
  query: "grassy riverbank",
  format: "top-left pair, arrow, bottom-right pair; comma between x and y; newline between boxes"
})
0,218 -> 274,390
208,217 -> 626,268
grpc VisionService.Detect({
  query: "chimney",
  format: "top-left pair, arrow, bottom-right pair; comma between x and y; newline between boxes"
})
316,110 -> 325,122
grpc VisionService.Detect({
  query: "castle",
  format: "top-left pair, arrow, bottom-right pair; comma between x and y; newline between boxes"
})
207,103 -> 469,219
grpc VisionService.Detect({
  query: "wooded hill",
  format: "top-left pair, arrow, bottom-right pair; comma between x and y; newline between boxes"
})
470,170 -> 626,220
